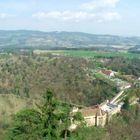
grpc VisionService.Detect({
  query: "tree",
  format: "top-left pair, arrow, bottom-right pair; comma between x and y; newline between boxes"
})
60,104 -> 85,140
4,109 -> 42,140
5,90 -> 85,140
5,90 -> 61,140
38,90 -> 60,140
60,104 -> 71,140
122,97 -> 130,110
24,86 -> 30,98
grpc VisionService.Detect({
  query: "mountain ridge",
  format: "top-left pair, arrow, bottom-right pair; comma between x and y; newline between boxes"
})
0,30 -> 140,51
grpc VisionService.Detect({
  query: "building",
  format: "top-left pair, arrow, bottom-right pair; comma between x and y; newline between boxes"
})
71,105 -> 107,128
101,69 -> 115,77
100,100 -> 121,121
70,99 -> 123,130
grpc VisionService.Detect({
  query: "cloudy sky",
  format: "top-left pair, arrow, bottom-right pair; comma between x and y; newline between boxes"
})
0,0 -> 140,36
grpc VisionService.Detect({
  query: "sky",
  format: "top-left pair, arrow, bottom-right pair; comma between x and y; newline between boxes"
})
0,0 -> 140,36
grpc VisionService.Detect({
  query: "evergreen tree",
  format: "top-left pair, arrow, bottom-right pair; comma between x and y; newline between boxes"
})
5,90 -> 84,140
122,97 -> 130,110
5,90 -> 61,140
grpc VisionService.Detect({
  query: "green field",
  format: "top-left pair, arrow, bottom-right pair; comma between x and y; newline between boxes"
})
33,49 -> 140,59
63,50 -> 140,59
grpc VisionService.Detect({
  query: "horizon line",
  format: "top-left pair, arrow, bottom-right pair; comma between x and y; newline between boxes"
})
0,29 -> 139,38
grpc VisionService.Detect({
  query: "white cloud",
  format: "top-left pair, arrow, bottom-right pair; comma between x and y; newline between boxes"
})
32,11 -> 95,21
0,13 -> 15,19
33,10 -> 120,23
97,12 -> 121,23
102,12 -> 121,21
0,13 -> 9,18
32,0 -> 121,23
81,0 -> 120,11
80,0 -> 121,22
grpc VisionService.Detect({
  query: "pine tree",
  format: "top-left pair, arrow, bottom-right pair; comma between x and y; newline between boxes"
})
5,90 -> 84,140
5,90 -> 61,140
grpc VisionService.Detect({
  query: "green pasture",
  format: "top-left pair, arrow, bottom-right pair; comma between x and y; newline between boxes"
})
63,50 -> 140,59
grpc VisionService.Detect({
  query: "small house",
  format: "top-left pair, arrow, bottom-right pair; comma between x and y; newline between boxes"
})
101,69 -> 115,77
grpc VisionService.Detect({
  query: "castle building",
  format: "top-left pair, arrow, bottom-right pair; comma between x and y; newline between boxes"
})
70,105 -> 108,129
79,105 -> 107,127
70,101 -> 123,131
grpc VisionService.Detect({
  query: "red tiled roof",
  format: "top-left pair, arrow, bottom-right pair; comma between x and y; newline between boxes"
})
101,69 -> 112,75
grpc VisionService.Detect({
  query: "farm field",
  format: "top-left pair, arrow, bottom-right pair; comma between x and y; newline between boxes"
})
34,50 -> 140,59
63,50 -> 140,59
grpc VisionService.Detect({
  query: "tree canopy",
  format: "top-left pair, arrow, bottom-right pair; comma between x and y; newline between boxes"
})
4,90 -> 84,140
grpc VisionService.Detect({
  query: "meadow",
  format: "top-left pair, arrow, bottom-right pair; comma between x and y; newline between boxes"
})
63,50 -> 140,59
34,50 -> 140,59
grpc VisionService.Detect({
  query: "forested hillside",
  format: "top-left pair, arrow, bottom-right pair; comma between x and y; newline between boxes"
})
0,30 -> 140,50
0,52 -> 139,139
2,91 -> 140,140
105,57 -> 140,77
0,54 -> 117,106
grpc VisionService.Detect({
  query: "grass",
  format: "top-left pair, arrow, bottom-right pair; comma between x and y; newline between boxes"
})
0,94 -> 34,139
94,73 -> 105,79
63,50 -> 140,59
33,49 -> 140,59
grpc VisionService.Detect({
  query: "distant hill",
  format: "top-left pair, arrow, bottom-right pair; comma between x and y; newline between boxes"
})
128,45 -> 140,53
0,30 -> 140,51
